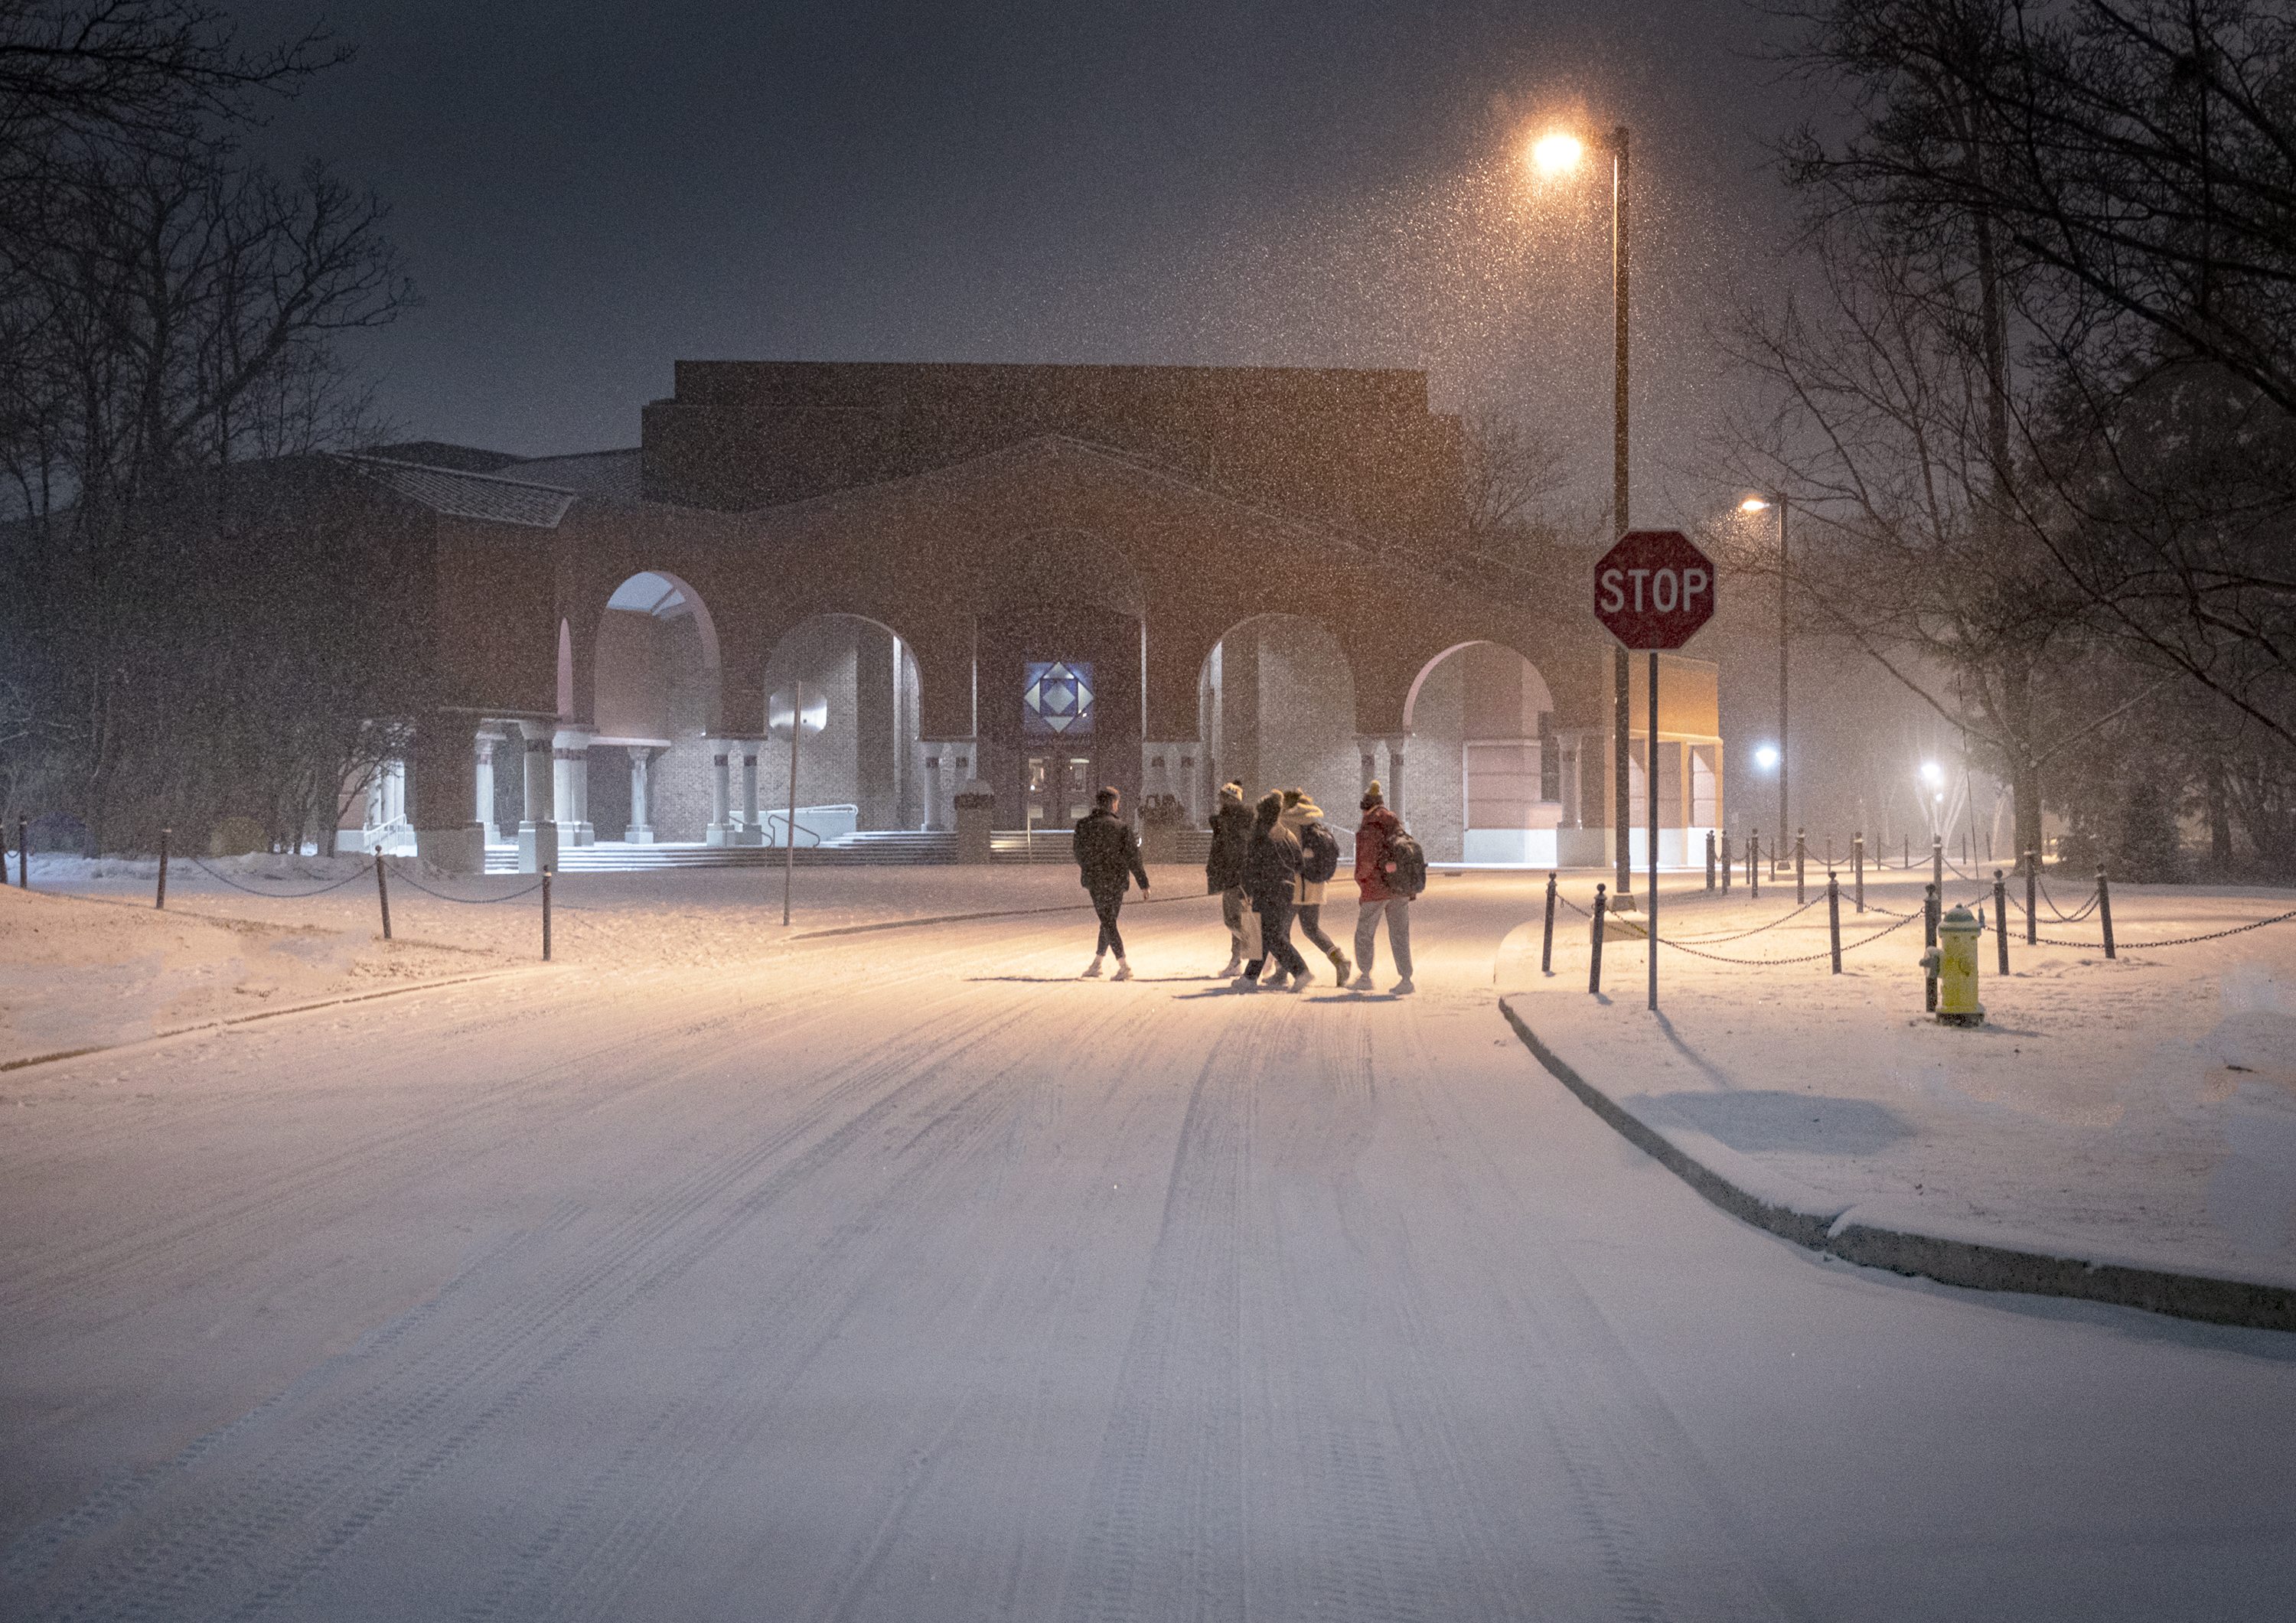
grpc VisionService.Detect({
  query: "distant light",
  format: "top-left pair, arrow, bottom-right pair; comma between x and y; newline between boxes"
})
1755,745 -> 1779,769
1935,792 -> 1945,803
1920,761 -> 1944,786
1532,133 -> 1583,174
1740,497 -> 1769,512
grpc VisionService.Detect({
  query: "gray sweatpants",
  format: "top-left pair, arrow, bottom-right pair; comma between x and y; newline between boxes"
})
1354,897 -> 1412,978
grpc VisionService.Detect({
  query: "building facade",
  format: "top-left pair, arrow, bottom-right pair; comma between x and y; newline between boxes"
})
340,361 -> 1722,871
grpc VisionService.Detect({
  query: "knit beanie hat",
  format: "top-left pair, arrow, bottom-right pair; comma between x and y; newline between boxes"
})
1220,781 -> 1243,802
1360,779 -> 1384,810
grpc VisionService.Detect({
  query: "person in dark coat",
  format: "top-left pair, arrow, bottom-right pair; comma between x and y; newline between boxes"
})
1205,781 -> 1254,975
1074,787 -> 1150,978
1351,779 -> 1414,993
1236,792 -> 1310,990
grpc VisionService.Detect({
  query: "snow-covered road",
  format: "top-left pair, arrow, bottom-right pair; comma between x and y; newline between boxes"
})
6,878 -> 2294,1620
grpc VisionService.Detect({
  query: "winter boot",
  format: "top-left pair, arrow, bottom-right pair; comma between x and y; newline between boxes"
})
1219,953 -> 1244,979
1288,963 -> 1313,992
1391,976 -> 1414,994
1082,957 -> 1104,977
1349,970 -> 1375,992
1329,949 -> 1351,982
1112,960 -> 1133,981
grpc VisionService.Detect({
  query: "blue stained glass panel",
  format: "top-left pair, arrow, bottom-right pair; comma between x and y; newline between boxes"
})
1022,660 -> 1094,738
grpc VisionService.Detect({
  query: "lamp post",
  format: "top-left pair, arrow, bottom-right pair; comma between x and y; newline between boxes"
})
1742,494 -> 1788,870
768,683 -> 827,925
1534,125 -> 1634,905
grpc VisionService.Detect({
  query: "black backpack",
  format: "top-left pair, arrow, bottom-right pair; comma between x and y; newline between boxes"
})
1300,822 -> 1340,884
1386,829 -> 1427,897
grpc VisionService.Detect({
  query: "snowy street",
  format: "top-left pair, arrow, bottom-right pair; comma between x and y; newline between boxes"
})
6,870 -> 2296,1620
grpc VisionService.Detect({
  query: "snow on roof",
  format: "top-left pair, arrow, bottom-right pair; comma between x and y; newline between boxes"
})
341,455 -> 579,529
506,448 -> 642,500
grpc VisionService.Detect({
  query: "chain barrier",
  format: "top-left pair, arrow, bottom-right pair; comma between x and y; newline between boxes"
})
186,856 -> 371,898
383,863 -> 548,904
2024,904 -> 2296,952
2032,872 -> 2101,922
1658,907 -> 1926,966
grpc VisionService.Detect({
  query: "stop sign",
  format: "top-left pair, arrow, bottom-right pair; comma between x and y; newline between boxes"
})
1593,530 -> 1715,650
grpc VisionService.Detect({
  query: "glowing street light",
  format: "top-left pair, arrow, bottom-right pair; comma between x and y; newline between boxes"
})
1743,495 -> 1790,871
1756,745 -> 1780,770
1531,122 -> 1636,904
1532,132 -> 1583,174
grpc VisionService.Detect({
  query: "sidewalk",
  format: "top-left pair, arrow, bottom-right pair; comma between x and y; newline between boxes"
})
1496,870 -> 2296,1330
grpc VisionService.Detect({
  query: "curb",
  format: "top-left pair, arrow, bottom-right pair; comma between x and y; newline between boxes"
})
1498,997 -> 2296,1335
1,970 -> 528,1075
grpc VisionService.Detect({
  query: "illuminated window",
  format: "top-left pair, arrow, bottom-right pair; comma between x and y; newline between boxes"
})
1022,660 -> 1094,738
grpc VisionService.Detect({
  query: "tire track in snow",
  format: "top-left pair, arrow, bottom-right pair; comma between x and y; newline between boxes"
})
1056,996 -> 1293,1623
1,930 -> 1052,1326
6,937 -> 1110,1619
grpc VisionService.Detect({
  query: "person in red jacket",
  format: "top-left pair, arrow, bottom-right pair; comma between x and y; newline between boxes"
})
1351,780 -> 1414,993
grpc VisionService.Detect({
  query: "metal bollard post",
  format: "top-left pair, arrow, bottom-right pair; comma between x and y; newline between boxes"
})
1705,829 -> 1716,891
1750,831 -> 1760,899
2097,868 -> 2115,960
373,851 -> 392,940
1828,872 -> 1841,974
543,865 -> 553,961
156,828 -> 170,909
1994,869 -> 2010,976
1589,884 -> 1607,995
1795,829 -> 1807,904
1923,882 -> 1940,1012
16,816 -> 26,888
1931,834 -> 1943,893
2024,848 -> 2037,944
1720,832 -> 1731,894
1854,833 -> 1865,913
1541,872 -> 1557,976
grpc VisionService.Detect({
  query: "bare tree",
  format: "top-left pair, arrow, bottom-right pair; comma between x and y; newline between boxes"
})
0,5 -> 418,853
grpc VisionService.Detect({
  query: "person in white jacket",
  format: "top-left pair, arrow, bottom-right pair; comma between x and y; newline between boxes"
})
1280,788 -> 1352,985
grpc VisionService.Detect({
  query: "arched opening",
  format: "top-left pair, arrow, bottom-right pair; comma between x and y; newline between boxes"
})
761,612 -> 924,836
578,572 -> 723,842
1198,614 -> 1358,828
1403,641 -> 1561,865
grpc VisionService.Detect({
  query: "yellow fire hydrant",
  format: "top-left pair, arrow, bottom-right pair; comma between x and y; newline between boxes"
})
1921,903 -> 1986,1028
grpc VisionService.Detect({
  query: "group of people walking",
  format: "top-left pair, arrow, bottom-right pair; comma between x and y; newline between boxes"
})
1068,780 -> 1418,992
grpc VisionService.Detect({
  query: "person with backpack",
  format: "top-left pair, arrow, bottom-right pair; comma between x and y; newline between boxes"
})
1205,780 -> 1254,976
1351,779 -> 1419,993
1280,787 -> 1351,984
1072,786 -> 1150,979
1236,791 -> 1311,990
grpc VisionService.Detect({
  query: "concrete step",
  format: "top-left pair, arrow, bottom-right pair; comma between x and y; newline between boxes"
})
481,826 -> 1218,873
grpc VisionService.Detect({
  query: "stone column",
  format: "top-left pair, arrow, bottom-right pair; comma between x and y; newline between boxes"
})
706,742 -> 733,846
553,727 -> 595,847
923,754 -> 944,832
735,739 -> 766,846
625,745 -> 657,844
408,718 -> 484,873
474,727 -> 504,846
517,721 -> 557,873
1384,735 -> 1409,824
1358,739 -> 1381,800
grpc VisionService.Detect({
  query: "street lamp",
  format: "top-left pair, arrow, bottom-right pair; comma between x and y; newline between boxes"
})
1532,122 -> 1635,904
1743,495 -> 1788,872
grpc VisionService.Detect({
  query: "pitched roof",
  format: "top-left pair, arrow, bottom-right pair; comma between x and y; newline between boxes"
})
340,455 -> 578,528
503,448 -> 641,500
362,441 -> 527,474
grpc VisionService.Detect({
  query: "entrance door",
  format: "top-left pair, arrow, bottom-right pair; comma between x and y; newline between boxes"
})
1026,751 -> 1097,831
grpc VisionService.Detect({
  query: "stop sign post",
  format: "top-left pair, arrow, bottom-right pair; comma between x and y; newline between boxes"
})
1593,530 -> 1715,1012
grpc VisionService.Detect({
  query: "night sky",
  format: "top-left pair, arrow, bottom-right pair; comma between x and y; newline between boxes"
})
231,0 -> 1811,522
